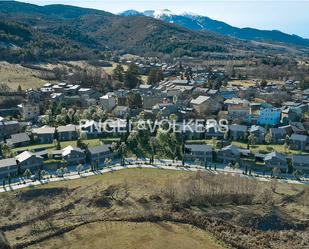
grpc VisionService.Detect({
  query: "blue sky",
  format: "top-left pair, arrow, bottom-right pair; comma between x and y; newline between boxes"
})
21,0 -> 309,38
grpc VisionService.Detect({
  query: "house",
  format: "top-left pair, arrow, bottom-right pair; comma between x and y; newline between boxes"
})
32,126 -> 56,144
264,152 -> 288,172
103,119 -> 127,136
229,124 -> 248,141
257,108 -> 281,126
248,125 -> 266,143
0,158 -> 18,179
57,125 -> 78,141
6,133 -> 31,147
0,120 -> 21,141
142,95 -> 164,109
270,128 -> 287,144
205,123 -> 225,139
190,96 -> 221,115
61,146 -> 86,166
15,151 -> 43,173
153,103 -> 178,117
290,134 -> 308,151
112,106 -> 130,118
227,104 -> 250,121
292,155 -> 309,174
290,122 -> 307,135
88,144 -> 116,166
184,144 -> 213,163
217,145 -> 250,164
19,103 -> 40,121
100,93 -> 116,112
79,120 -> 102,138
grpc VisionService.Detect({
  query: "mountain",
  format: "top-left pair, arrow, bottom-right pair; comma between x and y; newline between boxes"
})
0,1 -> 246,62
119,9 -> 309,47
0,1 -> 306,63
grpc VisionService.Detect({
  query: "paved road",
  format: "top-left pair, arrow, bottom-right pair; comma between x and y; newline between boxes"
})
0,160 -> 308,193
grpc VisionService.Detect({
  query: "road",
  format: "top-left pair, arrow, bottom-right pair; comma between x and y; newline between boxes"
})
0,158 -> 308,193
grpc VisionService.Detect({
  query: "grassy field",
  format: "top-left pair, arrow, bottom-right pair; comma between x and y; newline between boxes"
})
0,61 -> 47,90
0,168 -> 308,249
29,221 -> 225,249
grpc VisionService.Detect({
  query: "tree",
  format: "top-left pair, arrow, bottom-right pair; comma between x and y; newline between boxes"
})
23,169 -> 32,179
119,142 -> 127,166
248,133 -> 257,146
40,170 -> 48,179
260,80 -> 267,88
149,137 -> 157,165
57,168 -> 65,177
113,64 -> 125,82
126,92 -> 142,109
265,132 -> 272,144
147,67 -> 164,85
124,63 -> 140,89
272,167 -> 281,178
76,164 -> 83,175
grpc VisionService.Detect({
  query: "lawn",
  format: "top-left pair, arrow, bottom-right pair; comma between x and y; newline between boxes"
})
186,139 -> 306,155
29,221 -> 226,249
12,138 -> 120,153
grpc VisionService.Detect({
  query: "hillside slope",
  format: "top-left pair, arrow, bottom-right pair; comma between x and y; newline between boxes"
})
120,9 -> 309,47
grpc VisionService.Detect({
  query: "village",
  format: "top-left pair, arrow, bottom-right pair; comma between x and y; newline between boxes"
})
0,56 -> 309,186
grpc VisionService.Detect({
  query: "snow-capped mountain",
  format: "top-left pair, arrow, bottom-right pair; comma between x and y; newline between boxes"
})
119,9 -> 309,47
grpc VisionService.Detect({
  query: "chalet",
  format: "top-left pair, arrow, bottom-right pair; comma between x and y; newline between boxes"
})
290,134 -> 308,151
88,144 -> 116,166
184,144 -> 213,163
15,151 -> 43,172
57,125 -> 78,141
249,125 -> 266,143
6,133 -> 31,147
61,146 -> 86,166
229,124 -> 248,141
217,145 -> 250,164
0,158 -> 18,179
79,120 -> 101,138
32,126 -> 56,144
292,155 -> 309,174
270,128 -> 287,144
264,152 -> 288,172
191,96 -> 221,115
0,120 -> 21,141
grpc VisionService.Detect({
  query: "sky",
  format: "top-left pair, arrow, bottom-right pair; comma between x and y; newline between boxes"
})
19,0 -> 309,38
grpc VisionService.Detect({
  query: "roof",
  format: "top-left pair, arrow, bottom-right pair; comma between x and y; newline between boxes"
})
62,146 -> 84,157
290,134 -> 308,142
249,125 -> 266,133
185,144 -> 212,153
292,154 -> 309,164
270,128 -> 286,135
190,96 -> 210,105
15,151 -> 35,163
229,124 -> 248,132
88,145 -> 111,155
220,145 -> 241,155
57,124 -> 77,133
7,133 -> 30,144
0,158 -> 17,169
264,152 -> 286,162
32,126 -> 55,135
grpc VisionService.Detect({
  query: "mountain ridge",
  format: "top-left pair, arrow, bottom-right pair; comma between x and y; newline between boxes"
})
119,9 -> 309,47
